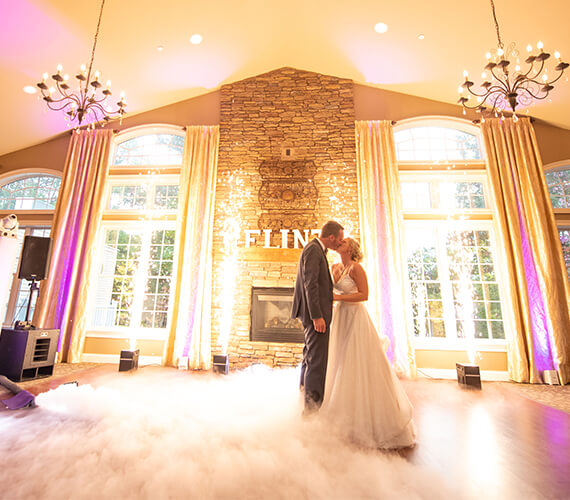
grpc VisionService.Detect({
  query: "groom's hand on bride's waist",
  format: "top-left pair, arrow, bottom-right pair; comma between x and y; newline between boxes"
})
313,317 -> 326,333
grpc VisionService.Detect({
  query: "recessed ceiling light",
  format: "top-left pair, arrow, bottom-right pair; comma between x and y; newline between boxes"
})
418,34 -> 425,40
23,85 -> 37,94
157,46 -> 164,51
190,34 -> 203,45
374,23 -> 388,34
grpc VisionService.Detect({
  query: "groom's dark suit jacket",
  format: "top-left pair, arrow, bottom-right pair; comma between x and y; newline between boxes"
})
291,238 -> 333,327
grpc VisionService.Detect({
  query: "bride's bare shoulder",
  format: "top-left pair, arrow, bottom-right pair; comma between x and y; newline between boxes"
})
349,262 -> 366,277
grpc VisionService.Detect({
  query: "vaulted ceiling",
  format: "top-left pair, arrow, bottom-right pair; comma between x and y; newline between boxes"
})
1,0 -> 569,157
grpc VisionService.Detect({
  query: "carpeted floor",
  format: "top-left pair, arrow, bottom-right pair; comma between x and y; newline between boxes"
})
492,380 -> 570,413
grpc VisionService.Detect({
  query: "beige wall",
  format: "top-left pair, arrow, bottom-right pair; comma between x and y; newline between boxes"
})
83,337 -> 165,357
415,350 -> 508,372
0,90 -> 220,175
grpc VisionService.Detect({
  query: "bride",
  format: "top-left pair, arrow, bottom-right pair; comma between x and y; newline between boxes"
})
321,237 -> 416,449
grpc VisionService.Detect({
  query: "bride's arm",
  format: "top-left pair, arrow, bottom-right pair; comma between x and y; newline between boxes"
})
334,263 -> 369,302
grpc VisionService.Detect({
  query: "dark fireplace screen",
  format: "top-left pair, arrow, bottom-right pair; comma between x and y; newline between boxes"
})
250,287 -> 304,343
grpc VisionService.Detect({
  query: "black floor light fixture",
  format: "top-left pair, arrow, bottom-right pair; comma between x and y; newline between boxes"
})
456,363 -> 482,390
212,354 -> 229,375
119,348 -> 139,372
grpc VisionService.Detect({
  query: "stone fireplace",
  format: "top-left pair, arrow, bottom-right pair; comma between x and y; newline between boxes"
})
212,67 -> 359,369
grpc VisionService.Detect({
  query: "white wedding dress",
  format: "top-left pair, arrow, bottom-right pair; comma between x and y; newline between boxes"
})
321,270 -> 417,449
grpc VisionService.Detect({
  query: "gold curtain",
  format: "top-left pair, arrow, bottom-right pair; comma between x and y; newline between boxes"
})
34,129 -> 113,363
163,126 -> 219,369
355,120 -> 416,377
482,117 -> 570,384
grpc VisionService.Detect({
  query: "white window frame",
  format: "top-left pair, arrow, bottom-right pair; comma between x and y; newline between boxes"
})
104,174 -> 180,214
85,220 -> 178,340
394,116 -> 487,168
404,219 -> 508,351
544,160 -> 570,280
0,169 -> 61,327
110,124 -> 185,170
84,124 -> 184,342
544,161 -> 570,222
395,117 -> 508,352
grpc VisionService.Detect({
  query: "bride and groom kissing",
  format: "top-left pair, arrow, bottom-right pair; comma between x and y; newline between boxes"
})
292,221 -> 416,449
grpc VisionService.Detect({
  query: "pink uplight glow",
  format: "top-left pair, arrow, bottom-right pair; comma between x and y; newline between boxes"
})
0,0 -> 82,74
341,38 -> 424,86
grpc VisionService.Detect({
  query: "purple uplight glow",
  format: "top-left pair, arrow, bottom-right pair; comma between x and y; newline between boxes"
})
0,0 -> 82,73
516,194 -> 555,372
374,181 -> 396,364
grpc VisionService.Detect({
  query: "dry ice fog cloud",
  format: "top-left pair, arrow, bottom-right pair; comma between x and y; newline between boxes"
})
1,365 -> 461,500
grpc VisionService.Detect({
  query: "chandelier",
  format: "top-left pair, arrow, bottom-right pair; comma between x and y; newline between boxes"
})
36,0 -> 126,127
458,0 -> 568,119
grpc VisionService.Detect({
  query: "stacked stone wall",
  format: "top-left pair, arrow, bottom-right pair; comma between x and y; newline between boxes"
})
213,67 -> 358,369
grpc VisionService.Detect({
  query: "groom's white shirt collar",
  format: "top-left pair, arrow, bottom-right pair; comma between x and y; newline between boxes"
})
316,237 -> 326,253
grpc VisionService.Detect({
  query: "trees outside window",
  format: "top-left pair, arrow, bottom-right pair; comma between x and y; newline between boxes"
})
86,127 -> 184,340
394,118 -> 506,349
0,173 -> 61,325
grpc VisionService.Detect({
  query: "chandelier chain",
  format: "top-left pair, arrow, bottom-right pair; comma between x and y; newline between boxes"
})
489,0 -> 504,49
86,0 -> 106,85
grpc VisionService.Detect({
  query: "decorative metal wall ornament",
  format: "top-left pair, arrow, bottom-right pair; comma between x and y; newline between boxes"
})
458,0 -> 568,120
258,160 -> 319,233
36,0 -> 126,127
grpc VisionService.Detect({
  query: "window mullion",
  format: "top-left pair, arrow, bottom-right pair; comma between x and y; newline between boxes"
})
130,227 -> 152,329
437,223 -> 458,340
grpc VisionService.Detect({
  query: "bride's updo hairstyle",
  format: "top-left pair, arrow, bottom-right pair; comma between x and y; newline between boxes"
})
345,237 -> 363,263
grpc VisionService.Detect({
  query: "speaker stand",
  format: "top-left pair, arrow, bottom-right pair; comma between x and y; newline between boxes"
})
14,278 -> 39,331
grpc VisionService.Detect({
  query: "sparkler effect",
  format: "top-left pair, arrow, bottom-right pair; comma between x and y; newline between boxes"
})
125,169 -> 169,351
217,170 -> 248,354
319,163 -> 357,237
446,227 -> 479,364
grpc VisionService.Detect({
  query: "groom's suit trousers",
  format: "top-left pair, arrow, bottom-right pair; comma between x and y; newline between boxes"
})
292,238 -> 333,410
300,320 -> 330,410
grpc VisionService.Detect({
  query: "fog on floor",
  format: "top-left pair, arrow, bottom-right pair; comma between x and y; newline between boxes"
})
1,365 -> 460,500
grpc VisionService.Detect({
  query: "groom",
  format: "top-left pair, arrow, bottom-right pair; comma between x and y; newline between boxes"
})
292,220 -> 344,414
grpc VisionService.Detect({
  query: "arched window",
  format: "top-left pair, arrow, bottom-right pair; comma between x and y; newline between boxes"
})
86,126 -> 184,345
113,133 -> 185,166
545,165 -> 570,208
544,162 -> 570,278
0,172 -> 62,326
0,174 -> 61,210
394,117 -> 506,348
394,121 -> 483,162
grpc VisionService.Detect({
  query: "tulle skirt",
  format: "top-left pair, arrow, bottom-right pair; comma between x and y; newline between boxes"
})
321,301 -> 416,449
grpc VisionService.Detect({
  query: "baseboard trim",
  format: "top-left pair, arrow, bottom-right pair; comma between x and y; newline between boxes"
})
417,368 -> 510,381
81,353 -> 163,366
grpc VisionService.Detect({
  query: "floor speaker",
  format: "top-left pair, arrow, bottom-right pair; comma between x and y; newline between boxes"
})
18,235 -> 52,281
0,328 -> 59,381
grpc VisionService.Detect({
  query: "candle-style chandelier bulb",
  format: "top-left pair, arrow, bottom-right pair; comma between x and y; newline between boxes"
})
35,0 -> 126,127
458,0 -> 568,118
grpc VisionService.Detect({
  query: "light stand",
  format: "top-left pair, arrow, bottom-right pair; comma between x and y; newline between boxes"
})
14,278 -> 40,330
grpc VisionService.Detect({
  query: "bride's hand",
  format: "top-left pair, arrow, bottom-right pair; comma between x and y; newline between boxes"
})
333,293 -> 342,301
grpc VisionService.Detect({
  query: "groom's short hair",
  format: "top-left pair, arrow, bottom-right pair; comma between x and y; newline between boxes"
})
321,220 -> 344,238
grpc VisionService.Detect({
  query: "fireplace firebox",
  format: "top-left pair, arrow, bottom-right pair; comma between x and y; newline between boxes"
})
250,287 -> 304,343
